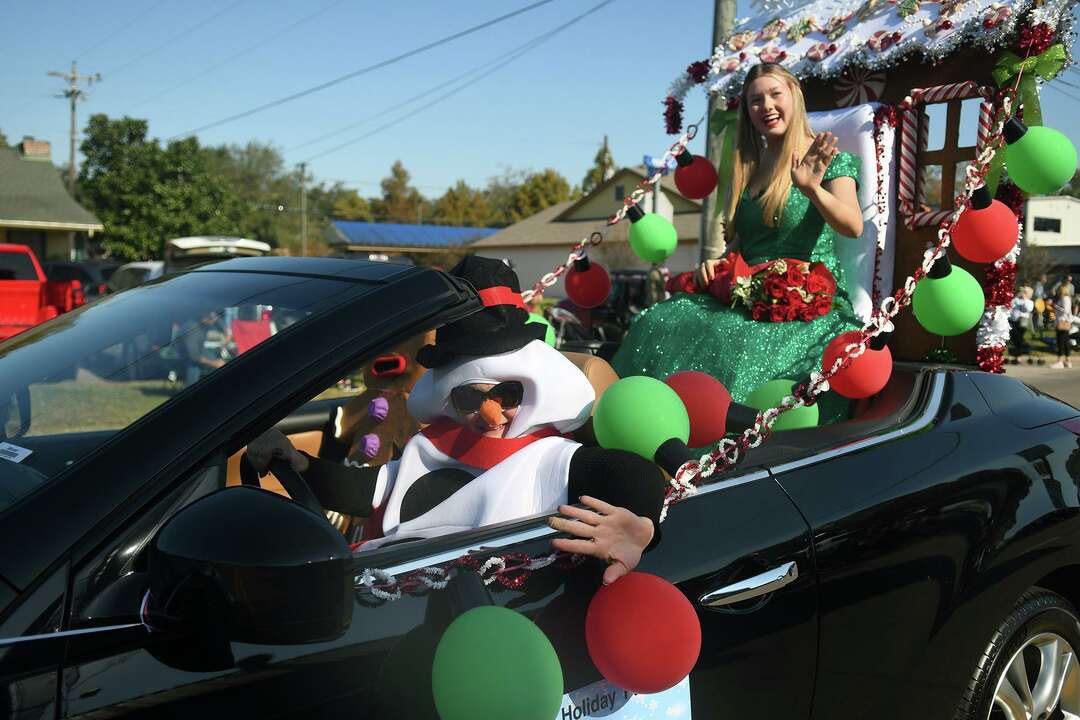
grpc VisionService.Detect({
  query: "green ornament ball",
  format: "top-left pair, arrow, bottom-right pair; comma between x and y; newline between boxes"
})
527,312 -> 556,347
629,213 -> 678,263
912,266 -> 985,337
432,606 -> 563,720
594,376 -> 690,461
1004,125 -> 1078,195
745,379 -> 819,430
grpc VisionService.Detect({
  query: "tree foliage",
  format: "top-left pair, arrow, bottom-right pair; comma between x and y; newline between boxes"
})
0,129 -> 8,148
432,180 -> 493,227
504,169 -> 573,223
582,135 -> 615,195
378,160 -> 429,224
78,115 -> 243,260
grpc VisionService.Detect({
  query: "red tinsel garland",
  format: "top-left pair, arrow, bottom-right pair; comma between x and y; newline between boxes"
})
986,261 -> 1018,307
686,60 -> 710,84
1015,22 -> 1055,55
995,181 -> 1026,216
977,345 -> 1006,373
664,96 -> 684,135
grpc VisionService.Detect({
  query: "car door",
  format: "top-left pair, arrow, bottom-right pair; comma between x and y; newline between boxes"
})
55,456 -> 815,719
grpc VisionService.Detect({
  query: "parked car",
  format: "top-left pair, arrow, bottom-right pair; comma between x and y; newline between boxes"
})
0,243 -> 85,341
105,260 -> 164,293
41,259 -> 120,300
1,257 -> 1080,719
106,238 -> 273,294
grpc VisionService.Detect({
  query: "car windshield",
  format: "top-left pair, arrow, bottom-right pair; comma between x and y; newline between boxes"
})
0,270 -> 358,512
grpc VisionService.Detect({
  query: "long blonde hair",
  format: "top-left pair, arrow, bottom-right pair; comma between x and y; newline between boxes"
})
724,63 -> 815,235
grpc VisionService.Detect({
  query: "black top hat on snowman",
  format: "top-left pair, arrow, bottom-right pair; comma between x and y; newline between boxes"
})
416,255 -> 547,369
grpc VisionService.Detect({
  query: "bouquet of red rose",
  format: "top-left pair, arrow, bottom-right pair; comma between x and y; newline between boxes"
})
732,258 -> 836,322
665,253 -> 837,322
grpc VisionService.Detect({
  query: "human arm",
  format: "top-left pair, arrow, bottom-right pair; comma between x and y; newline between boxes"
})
792,133 -> 864,238
246,428 -> 379,515
548,447 -> 667,584
697,234 -> 742,287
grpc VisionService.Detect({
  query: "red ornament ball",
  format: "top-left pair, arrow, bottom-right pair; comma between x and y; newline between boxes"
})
822,331 -> 893,399
585,572 -> 702,694
952,198 -> 1019,264
664,371 -> 732,447
565,261 -> 611,309
674,155 -> 719,200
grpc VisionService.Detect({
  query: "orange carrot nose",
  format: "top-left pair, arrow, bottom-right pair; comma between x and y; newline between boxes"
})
478,398 -> 505,426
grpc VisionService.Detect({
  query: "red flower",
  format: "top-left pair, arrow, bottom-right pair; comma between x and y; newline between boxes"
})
666,271 -> 700,295
813,295 -> 833,316
786,288 -> 804,305
764,275 -> 787,299
785,264 -> 807,287
784,302 -> 800,321
807,263 -> 836,295
751,302 -> 769,321
769,303 -> 788,322
798,304 -> 817,321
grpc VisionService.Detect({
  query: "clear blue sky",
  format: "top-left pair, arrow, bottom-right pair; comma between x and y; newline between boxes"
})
3,0 -> 1078,199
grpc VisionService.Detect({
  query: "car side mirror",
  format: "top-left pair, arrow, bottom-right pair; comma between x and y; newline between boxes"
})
147,485 -> 353,654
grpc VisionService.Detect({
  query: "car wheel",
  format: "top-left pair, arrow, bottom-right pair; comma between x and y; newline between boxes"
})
956,588 -> 1080,720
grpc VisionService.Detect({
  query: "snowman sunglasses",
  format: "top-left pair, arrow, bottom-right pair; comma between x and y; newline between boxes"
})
449,381 -> 525,414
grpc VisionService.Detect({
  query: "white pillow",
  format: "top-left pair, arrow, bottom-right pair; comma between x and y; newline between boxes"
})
807,104 -> 896,321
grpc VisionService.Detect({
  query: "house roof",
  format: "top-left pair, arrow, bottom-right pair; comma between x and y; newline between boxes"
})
470,200 -> 700,249
554,166 -> 701,222
0,148 -> 103,232
328,221 -> 498,250
666,0 -> 1077,103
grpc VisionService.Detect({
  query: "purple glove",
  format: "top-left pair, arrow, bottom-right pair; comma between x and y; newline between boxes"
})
368,397 -> 390,423
359,433 -> 381,459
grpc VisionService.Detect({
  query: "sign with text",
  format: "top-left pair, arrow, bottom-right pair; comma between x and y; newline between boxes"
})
556,677 -> 691,719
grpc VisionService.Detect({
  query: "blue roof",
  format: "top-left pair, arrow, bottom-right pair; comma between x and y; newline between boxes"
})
330,221 -> 498,248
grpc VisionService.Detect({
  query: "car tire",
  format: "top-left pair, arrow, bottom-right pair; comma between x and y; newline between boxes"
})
955,588 -> 1080,720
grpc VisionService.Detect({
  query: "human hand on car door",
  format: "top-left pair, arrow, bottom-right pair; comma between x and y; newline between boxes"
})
549,495 -> 655,585
246,428 -> 310,473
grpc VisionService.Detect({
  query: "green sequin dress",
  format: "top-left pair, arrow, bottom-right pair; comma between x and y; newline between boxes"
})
611,151 -> 863,423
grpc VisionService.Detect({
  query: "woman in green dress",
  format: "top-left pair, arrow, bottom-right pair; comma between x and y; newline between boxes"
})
612,63 -> 866,423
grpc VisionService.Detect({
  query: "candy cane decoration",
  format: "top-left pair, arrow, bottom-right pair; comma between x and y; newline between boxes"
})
897,81 -> 994,229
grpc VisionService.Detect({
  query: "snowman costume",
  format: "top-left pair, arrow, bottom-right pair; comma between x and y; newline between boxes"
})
296,256 -> 667,549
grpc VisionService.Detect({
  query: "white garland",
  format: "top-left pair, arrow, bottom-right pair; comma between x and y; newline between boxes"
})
664,0 -> 1077,108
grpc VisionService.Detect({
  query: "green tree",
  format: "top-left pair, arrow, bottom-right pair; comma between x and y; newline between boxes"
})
0,130 -> 8,148
330,188 -> 373,221
78,114 -> 242,260
379,160 -> 429,223
1056,170 -> 1080,200
582,135 -> 615,195
506,169 -> 573,223
432,180 -> 493,227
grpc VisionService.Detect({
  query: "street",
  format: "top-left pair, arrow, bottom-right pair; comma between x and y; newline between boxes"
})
1006,362 -> 1080,408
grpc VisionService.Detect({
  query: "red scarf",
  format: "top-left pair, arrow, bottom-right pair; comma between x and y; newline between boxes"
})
420,418 -> 565,470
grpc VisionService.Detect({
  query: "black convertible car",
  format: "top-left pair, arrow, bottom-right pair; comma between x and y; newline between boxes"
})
1,257 -> 1079,720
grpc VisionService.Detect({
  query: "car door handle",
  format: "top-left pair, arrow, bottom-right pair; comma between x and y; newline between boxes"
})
698,561 -> 798,608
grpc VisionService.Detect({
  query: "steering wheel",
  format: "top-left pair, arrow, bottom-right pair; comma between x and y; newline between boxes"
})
238,452 -> 326,518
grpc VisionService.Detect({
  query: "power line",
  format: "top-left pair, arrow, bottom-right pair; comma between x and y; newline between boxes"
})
76,0 -> 170,59
300,0 -> 615,163
166,0 -> 558,141
106,0 -> 250,77
131,0 -> 349,110
1045,82 -> 1080,105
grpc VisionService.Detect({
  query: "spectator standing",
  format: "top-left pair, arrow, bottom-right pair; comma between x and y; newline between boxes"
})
1009,286 -> 1034,362
1051,285 -> 1074,369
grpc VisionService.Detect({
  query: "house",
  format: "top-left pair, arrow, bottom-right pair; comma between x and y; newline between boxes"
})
1025,196 -> 1080,272
0,138 -> 103,260
468,167 -> 701,297
326,221 -> 498,260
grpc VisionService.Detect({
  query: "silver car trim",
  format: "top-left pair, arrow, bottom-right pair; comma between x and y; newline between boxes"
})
372,373 -> 944,578
698,560 -> 799,608
0,622 -> 144,648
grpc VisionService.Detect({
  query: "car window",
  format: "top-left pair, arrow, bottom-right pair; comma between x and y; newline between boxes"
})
109,267 -> 150,291
0,271 -> 360,513
0,252 -> 37,281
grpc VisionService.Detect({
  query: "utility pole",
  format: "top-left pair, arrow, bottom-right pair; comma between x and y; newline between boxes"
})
299,162 -> 307,256
700,0 -> 737,262
48,61 -> 101,194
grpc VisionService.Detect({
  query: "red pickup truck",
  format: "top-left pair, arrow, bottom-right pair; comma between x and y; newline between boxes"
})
0,243 -> 85,340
